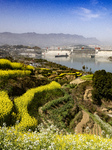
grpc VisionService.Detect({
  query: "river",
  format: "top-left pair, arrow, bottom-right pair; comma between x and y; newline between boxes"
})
42,54 -> 112,73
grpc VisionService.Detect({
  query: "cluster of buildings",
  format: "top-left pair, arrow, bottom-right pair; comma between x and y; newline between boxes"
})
0,45 -> 42,59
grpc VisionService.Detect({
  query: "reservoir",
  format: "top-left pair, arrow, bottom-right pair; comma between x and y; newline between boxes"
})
42,54 -> 112,73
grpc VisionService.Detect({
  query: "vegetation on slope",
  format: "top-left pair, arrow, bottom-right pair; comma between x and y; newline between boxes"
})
0,57 -> 112,149
0,124 -> 112,150
92,70 -> 112,104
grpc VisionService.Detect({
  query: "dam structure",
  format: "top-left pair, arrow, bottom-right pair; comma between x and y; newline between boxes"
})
42,46 -> 95,57
42,48 -> 71,56
95,50 -> 112,57
42,45 -> 112,58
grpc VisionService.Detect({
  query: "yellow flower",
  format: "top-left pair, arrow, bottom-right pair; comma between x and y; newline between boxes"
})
14,81 -> 61,130
0,91 -> 13,119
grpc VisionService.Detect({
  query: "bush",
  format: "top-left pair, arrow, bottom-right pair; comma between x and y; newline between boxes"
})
92,70 -> 112,103
92,88 -> 102,105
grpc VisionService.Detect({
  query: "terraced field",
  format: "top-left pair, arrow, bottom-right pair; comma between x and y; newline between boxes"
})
0,58 -> 112,149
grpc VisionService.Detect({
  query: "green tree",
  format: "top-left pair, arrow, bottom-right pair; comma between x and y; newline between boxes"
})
92,70 -> 112,104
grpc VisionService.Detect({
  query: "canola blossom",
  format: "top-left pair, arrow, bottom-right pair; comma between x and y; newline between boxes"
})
39,68 -> 51,70
54,133 -> 112,150
0,70 -> 31,79
14,81 -> 61,130
0,91 -> 13,119
11,62 -> 24,69
25,65 -> 34,70
0,58 -> 34,70
0,59 -> 12,69
0,124 -> 112,150
59,72 -> 82,77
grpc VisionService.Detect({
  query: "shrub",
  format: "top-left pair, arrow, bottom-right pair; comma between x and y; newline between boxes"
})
92,88 -> 102,105
92,70 -> 112,102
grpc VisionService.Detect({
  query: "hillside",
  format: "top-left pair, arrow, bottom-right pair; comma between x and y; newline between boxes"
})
0,32 -> 101,47
0,57 -> 112,149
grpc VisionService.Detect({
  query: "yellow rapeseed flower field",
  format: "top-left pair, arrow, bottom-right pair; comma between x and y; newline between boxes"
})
0,58 -> 34,70
0,70 -> 31,79
14,81 -> 61,130
0,125 -> 112,149
0,91 -> 13,119
59,72 -> 82,77
26,65 -> 34,70
11,62 -> 24,69
0,59 -> 11,69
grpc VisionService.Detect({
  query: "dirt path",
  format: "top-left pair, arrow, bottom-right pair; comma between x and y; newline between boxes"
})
83,87 -> 93,101
75,110 -> 90,134
70,78 -> 86,85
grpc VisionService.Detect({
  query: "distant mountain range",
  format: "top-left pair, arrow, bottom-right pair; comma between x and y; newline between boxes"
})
0,32 -> 101,48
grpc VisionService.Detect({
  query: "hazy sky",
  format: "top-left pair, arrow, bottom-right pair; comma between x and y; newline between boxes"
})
0,0 -> 112,43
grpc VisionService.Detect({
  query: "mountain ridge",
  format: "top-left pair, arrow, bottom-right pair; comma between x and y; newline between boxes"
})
0,32 -> 101,47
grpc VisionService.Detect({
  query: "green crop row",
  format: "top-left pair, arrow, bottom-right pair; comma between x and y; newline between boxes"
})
51,100 -> 73,116
51,100 -> 74,129
41,94 -> 74,130
0,70 -> 31,79
80,74 -> 93,81
0,91 -> 13,123
14,81 -> 61,130
94,114 -> 112,135
42,94 -> 71,112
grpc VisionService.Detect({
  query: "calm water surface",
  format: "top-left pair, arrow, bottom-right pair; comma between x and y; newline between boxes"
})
42,54 -> 112,73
